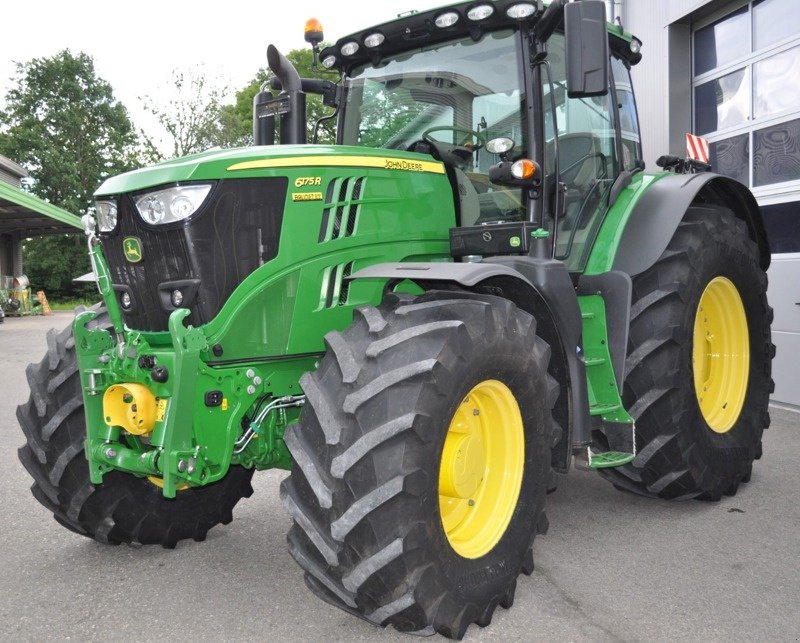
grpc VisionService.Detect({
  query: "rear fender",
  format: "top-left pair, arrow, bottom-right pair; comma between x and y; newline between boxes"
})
611,173 -> 770,277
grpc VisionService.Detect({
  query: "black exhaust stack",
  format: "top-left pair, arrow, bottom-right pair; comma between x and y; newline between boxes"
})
266,45 -> 307,145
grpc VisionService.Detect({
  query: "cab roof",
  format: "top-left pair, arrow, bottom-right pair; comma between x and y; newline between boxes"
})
320,0 -> 641,73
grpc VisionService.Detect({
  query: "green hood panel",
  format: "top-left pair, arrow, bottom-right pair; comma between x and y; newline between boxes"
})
95,145 -> 445,196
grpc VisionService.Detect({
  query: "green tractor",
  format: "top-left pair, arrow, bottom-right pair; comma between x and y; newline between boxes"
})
18,0 -> 773,638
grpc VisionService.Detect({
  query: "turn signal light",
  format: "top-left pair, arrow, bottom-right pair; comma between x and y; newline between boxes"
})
511,159 -> 536,180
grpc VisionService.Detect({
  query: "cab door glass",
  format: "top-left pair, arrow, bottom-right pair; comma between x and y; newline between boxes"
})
544,32 -> 619,271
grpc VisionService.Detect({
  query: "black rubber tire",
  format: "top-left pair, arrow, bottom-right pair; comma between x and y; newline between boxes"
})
281,291 -> 557,639
598,206 -> 774,499
17,308 -> 255,547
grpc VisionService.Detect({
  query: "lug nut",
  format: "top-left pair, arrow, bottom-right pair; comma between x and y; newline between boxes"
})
247,385 -> 256,395
177,460 -> 188,472
105,448 -> 117,458
253,376 -> 262,386
246,369 -> 256,379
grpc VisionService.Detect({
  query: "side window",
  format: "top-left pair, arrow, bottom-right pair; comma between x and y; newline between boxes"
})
544,32 -> 618,270
611,56 -> 642,170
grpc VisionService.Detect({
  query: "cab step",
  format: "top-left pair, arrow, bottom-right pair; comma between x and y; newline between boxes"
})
588,449 -> 635,469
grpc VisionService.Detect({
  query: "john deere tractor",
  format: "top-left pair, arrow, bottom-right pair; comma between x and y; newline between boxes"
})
18,0 -> 773,638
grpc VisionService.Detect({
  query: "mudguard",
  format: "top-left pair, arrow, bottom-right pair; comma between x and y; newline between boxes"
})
350,259 -> 591,472
612,173 -> 770,277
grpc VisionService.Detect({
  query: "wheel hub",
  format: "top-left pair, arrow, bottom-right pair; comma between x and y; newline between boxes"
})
440,433 -> 485,499
439,379 -> 525,559
692,276 -> 750,433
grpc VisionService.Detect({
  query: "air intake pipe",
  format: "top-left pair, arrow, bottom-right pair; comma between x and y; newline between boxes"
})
253,83 -> 275,146
266,45 -> 307,145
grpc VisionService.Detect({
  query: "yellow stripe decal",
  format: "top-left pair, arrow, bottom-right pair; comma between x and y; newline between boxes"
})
227,155 -> 446,175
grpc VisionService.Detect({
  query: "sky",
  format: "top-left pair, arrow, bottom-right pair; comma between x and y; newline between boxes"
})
1,0 -> 447,147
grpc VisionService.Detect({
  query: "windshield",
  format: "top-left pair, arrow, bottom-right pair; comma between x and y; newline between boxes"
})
341,30 -> 527,224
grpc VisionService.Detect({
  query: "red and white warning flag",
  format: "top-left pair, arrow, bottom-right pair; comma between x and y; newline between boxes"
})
686,133 -> 710,163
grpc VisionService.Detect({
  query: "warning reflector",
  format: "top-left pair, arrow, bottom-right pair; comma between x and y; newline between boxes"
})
686,133 -> 710,164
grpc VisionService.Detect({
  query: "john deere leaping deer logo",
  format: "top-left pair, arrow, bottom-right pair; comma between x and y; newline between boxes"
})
123,237 -> 143,263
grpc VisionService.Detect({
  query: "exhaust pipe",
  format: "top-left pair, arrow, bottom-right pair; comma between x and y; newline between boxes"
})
266,45 -> 307,145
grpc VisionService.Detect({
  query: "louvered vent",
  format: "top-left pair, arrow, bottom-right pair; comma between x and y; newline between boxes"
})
318,177 -> 366,242
320,261 -> 355,309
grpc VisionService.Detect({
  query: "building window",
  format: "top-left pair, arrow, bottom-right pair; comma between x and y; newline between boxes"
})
693,0 -> 800,191
762,200 -> 800,253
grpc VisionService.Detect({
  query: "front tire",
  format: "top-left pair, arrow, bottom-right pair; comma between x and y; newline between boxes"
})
599,206 -> 773,499
17,310 -> 255,547
281,291 -> 557,639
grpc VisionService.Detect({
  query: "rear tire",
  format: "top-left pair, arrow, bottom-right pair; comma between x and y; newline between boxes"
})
17,309 -> 254,547
281,291 -> 557,639
599,206 -> 773,499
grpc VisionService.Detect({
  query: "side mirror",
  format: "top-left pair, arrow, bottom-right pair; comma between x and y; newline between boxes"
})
564,0 -> 609,98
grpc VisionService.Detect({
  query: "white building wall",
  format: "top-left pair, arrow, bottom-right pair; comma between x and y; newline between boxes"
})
621,0 -> 800,407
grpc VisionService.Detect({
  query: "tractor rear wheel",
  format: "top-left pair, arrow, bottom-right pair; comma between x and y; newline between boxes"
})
17,309 -> 254,547
599,205 -> 773,499
281,291 -> 557,639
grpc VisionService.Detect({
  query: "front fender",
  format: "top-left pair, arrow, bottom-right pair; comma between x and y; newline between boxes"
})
349,259 -> 591,471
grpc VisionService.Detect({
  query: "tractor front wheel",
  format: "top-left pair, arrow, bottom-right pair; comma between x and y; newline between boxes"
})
17,310 -> 255,547
281,291 -> 557,638
599,205 -> 773,499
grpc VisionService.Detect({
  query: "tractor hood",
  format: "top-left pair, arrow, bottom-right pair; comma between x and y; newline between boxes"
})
95,145 -> 445,196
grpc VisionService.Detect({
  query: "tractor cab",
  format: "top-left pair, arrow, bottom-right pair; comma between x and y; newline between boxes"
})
265,0 -> 644,271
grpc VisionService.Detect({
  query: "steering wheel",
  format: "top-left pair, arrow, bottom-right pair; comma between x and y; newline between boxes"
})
422,126 -> 487,150
408,126 -> 487,169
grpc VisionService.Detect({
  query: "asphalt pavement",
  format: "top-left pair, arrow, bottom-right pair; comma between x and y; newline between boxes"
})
1,312 -> 798,642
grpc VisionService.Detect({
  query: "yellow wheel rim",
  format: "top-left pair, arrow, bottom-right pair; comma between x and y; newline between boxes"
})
692,276 -> 750,433
147,476 -> 190,492
439,379 -> 525,559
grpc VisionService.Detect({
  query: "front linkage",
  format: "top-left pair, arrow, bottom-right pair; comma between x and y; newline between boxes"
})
75,225 -> 303,498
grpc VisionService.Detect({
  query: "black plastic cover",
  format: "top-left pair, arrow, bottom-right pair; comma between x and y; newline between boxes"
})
102,178 -> 288,331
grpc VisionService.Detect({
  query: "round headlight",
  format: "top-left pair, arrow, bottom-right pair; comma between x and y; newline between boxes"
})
630,38 -> 642,54
170,195 -> 195,219
435,11 -> 460,28
322,55 -> 337,69
467,4 -> 494,21
138,196 -> 165,224
120,292 -> 132,310
506,3 -> 536,19
340,41 -> 360,57
364,32 -> 385,48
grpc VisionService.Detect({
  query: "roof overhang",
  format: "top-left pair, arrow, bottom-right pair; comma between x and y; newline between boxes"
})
0,182 -> 82,237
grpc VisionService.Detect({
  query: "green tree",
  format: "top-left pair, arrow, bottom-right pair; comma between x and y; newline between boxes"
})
140,68 -> 231,159
21,235 -> 94,300
0,49 -> 140,299
217,48 -> 338,147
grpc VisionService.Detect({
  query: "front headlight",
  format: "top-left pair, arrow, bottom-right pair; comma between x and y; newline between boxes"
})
134,184 -> 213,226
95,200 -> 118,232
